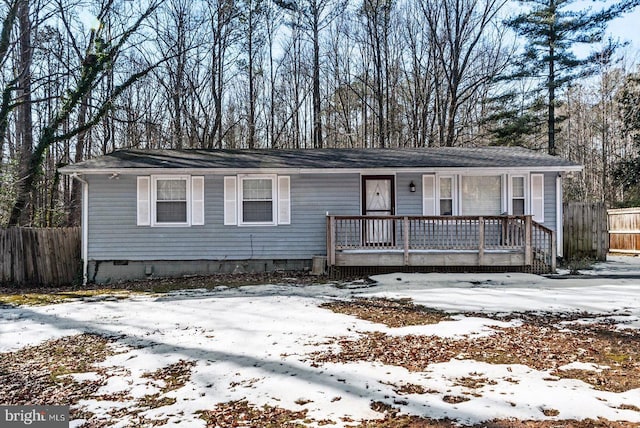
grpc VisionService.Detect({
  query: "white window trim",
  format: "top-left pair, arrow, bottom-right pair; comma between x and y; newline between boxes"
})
238,174 -> 278,226
508,174 -> 529,216
151,175 -> 191,227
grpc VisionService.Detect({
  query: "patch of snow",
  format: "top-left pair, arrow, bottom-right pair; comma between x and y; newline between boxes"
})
558,362 -> 610,372
358,315 -> 521,339
367,272 -> 640,314
2,270 -> 640,426
65,372 -> 102,382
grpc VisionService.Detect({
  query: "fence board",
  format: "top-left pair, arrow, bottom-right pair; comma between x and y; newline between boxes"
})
563,202 -> 608,261
608,208 -> 640,254
0,227 -> 81,286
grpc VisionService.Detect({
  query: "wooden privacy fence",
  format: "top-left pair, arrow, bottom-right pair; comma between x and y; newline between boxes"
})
0,227 -> 81,286
608,208 -> 640,254
563,202 -> 608,261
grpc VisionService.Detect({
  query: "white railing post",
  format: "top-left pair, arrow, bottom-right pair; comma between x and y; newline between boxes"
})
404,217 -> 410,265
478,217 -> 485,265
551,229 -> 557,272
525,215 -> 532,267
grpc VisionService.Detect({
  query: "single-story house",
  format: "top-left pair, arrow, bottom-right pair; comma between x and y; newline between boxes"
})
59,147 -> 582,283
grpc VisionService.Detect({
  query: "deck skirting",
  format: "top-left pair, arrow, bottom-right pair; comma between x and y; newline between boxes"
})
335,250 -> 526,268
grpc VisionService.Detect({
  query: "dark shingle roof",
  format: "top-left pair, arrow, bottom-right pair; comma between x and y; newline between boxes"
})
59,147 -> 581,172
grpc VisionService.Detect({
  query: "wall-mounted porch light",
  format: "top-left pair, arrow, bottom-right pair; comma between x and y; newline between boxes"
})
409,181 -> 416,192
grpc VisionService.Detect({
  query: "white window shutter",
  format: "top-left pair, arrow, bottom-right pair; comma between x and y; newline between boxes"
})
531,174 -> 544,222
224,176 -> 237,225
278,176 -> 291,225
191,176 -> 205,225
422,175 -> 436,215
137,176 -> 150,226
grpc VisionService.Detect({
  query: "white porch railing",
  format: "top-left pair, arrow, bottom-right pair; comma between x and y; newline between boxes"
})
326,215 -> 555,273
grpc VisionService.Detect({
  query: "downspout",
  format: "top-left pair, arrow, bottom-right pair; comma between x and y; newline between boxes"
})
71,173 -> 89,285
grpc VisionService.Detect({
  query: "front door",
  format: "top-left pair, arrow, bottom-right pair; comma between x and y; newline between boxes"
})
362,176 -> 395,245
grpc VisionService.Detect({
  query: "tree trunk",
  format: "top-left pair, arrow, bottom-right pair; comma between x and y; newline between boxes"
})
10,0 -> 34,225
247,2 -> 256,149
68,95 -> 89,226
312,11 -> 323,148
547,0 -> 556,156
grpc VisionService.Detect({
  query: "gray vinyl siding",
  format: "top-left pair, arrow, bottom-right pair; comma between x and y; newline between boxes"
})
396,173 -> 423,215
87,173 -> 360,261
86,170 -> 560,262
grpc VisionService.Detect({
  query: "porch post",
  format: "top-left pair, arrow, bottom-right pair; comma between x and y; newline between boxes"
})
403,216 -> 409,266
327,215 -> 336,266
525,215 -> 532,267
550,230 -> 557,272
478,217 -> 485,266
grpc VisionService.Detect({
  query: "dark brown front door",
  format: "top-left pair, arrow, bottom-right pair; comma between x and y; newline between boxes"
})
362,176 -> 395,245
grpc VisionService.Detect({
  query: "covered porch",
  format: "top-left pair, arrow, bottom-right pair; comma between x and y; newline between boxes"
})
326,215 -> 556,274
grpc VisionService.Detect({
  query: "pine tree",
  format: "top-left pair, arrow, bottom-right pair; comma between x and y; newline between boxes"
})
506,0 -> 638,155
612,71 -> 640,206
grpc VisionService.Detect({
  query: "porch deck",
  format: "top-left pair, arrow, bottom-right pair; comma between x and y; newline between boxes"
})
326,215 -> 556,274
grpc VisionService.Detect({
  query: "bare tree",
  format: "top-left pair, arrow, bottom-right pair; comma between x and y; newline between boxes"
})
204,0 -> 238,149
399,0 -> 436,147
421,0 -> 507,147
276,0 -> 345,148
358,0 -> 394,148
8,1 -> 162,225
238,0 -> 267,148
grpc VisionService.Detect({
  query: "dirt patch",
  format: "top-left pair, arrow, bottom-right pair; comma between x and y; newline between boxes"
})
310,321 -> 640,392
0,289 -> 135,306
142,359 -> 195,393
2,271 -> 333,293
198,399 -> 312,427
321,298 -> 451,328
0,335 -> 198,426
354,417 -> 640,427
0,271 -> 342,306
98,360 -> 196,425
353,401 -> 640,427
0,334 -> 115,406
194,398 -> 640,428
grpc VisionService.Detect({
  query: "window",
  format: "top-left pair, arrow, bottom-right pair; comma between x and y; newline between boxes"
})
511,176 -> 525,215
156,178 -> 188,223
136,175 -> 204,227
241,177 -> 275,224
461,175 -> 502,215
224,175 -> 290,226
439,177 -> 453,216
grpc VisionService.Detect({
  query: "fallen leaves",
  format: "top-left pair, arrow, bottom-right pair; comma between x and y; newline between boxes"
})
313,299 -> 640,393
198,399 -> 310,427
0,334 -> 115,406
0,334 -> 199,427
142,359 -> 195,393
321,297 -> 451,328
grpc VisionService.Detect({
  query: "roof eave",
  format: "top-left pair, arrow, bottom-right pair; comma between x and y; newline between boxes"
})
58,165 -> 584,175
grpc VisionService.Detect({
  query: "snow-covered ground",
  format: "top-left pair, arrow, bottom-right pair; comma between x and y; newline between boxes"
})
2,256 -> 640,427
